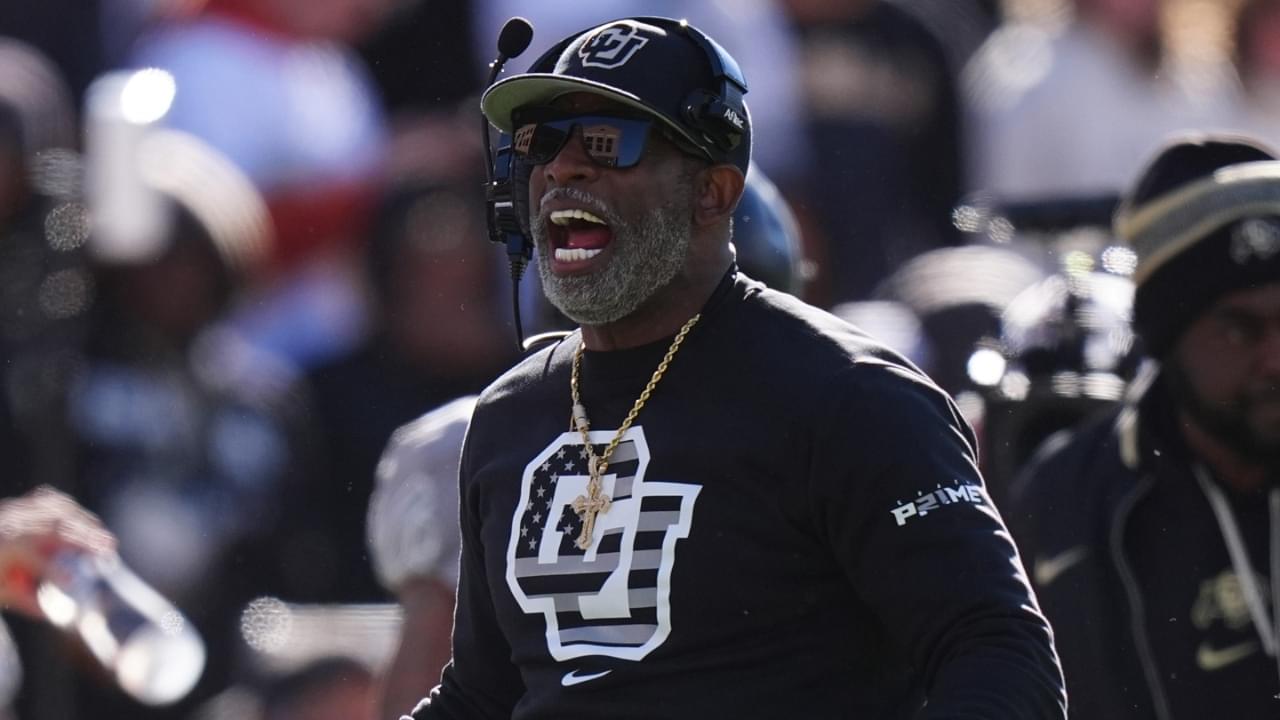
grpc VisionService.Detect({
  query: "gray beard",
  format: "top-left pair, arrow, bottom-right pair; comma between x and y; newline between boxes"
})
531,183 -> 694,326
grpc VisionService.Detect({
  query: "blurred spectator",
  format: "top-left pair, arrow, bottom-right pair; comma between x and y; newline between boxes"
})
0,1 -> 107,101
0,38 -> 87,493
366,395 -> 475,719
279,181 -> 516,604
0,374 -> 26,486
473,0 -> 811,189
357,0 -> 484,187
35,128 -> 313,720
782,0 -> 968,305
131,0 -> 392,262
129,0 -> 397,367
892,0 -> 1003,69
964,0 -> 1231,200
1008,134 -> 1280,718
1228,0 -> 1280,148
359,0 -> 479,113
259,655 -> 377,720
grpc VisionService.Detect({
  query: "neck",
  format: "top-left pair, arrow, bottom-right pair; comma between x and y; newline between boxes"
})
579,251 -> 731,352
1180,410 -> 1269,493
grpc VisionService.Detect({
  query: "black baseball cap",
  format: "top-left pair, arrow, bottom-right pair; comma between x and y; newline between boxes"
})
481,17 -> 751,173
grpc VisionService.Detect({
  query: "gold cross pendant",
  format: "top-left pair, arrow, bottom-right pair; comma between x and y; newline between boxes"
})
572,479 -> 612,550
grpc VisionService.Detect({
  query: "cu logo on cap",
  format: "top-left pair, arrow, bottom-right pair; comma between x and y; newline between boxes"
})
578,25 -> 651,69
1230,218 -> 1280,265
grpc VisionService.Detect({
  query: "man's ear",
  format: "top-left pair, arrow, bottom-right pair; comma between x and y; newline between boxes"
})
693,164 -> 745,227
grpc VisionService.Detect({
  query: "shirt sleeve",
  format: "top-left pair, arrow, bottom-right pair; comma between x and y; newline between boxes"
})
810,363 -> 1067,719
409,411 -> 525,719
367,397 -> 475,593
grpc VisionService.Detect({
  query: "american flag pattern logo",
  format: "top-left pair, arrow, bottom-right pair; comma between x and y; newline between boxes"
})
504,427 -> 700,662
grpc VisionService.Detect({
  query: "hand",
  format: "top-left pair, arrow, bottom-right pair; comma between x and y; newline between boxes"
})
0,487 -> 116,618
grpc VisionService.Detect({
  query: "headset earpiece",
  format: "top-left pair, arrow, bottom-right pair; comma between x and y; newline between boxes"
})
682,88 -> 746,154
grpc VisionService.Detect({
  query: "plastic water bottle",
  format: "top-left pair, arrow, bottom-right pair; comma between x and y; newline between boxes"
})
35,550 -> 206,705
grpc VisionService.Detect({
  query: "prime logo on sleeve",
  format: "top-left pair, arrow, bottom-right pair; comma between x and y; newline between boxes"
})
889,481 -> 986,527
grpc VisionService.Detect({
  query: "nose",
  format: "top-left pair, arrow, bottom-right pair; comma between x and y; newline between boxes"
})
541,127 -> 599,187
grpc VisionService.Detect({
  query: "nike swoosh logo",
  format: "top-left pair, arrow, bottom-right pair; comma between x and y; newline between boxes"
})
1196,640 -> 1259,672
561,669 -> 612,687
1032,546 -> 1089,587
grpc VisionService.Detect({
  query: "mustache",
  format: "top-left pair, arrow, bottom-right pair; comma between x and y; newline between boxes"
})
534,187 -> 620,226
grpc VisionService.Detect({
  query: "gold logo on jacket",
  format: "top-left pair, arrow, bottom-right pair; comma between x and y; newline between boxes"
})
1196,640 -> 1259,672
1191,570 -> 1264,672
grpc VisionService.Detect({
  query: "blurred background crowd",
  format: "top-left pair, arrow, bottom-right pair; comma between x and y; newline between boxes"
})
0,0 -> 1276,717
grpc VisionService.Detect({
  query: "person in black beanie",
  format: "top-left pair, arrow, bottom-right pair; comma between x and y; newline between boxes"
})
1007,132 -> 1280,719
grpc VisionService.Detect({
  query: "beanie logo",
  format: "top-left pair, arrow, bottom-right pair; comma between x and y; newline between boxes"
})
578,25 -> 650,69
1230,218 -> 1280,265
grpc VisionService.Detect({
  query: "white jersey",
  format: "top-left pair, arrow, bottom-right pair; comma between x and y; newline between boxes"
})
366,395 -> 477,592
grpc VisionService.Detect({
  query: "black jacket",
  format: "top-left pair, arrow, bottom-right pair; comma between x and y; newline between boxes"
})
1008,368 -> 1279,719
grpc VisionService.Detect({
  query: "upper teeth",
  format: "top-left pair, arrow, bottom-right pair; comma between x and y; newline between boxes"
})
550,209 -> 607,226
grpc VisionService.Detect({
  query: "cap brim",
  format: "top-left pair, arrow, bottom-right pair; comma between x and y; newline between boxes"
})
481,73 -> 706,154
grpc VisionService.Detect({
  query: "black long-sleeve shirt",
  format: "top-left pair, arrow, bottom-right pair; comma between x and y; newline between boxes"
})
413,272 -> 1065,718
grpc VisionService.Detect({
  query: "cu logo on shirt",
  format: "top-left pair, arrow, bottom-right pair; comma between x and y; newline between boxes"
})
505,427 -> 700,662
578,25 -> 651,69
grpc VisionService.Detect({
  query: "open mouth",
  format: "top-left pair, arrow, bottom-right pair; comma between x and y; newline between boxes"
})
548,208 -> 614,267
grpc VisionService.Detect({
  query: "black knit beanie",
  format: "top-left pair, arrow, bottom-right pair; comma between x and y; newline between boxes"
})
1115,134 -> 1280,357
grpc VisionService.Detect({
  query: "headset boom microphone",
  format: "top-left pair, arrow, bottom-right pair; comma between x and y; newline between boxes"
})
482,17 -> 534,350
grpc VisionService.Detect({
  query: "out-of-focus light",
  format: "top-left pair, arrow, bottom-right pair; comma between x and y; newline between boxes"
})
158,609 -> 186,636
1062,250 -> 1094,277
1000,371 -> 1031,401
967,347 -> 1008,387
85,71 -> 170,263
988,217 -> 1015,243
1101,245 -> 1138,276
1050,371 -> 1083,397
44,202 -> 90,252
239,597 -> 292,654
37,269 -> 92,320
952,204 -> 985,233
30,149 -> 82,198
120,69 -> 176,125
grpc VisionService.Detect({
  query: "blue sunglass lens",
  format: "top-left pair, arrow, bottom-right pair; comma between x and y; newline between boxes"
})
513,115 -> 652,169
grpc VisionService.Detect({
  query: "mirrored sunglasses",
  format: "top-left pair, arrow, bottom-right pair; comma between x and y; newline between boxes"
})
511,113 -> 659,169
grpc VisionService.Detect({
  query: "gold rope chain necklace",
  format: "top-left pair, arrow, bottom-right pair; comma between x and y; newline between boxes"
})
568,313 -> 701,550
